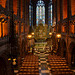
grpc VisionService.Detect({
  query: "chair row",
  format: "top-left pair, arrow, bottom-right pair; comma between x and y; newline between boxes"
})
17,55 -> 39,75
48,55 -> 73,75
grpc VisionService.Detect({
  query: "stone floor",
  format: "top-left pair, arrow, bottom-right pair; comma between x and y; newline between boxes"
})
34,49 -> 52,75
39,56 -> 52,75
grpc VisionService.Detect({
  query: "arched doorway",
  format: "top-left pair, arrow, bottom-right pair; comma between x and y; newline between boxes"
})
0,58 -> 7,75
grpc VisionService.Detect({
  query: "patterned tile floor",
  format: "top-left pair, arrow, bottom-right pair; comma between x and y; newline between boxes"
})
34,50 -> 52,75
39,55 -> 52,75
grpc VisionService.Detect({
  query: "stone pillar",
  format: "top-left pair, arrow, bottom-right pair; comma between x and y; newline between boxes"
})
22,0 -> 25,57
60,0 -> 63,33
25,0 -> 27,26
6,0 -> 10,36
7,17 -> 10,36
60,0 -> 63,57
67,0 -> 72,65
22,0 -> 25,34
67,49 -> 71,66
55,0 -> 57,33
67,0 -> 71,34
17,0 -> 21,36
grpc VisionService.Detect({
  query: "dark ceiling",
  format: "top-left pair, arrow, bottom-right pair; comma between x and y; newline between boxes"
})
31,0 -> 50,5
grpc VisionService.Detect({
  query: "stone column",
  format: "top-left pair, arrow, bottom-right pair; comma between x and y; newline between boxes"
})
60,0 -> 63,57
55,0 -> 57,33
6,0 -> 10,36
22,0 -> 25,57
17,0 -> 21,36
25,0 -> 27,27
54,0 -> 58,54
7,17 -> 10,36
67,0 -> 72,66
67,0 -> 71,34
22,0 -> 25,34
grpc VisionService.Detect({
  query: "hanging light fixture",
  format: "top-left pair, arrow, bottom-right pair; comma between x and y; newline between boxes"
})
56,34 -> 61,42
28,35 -> 32,39
49,32 -> 52,36
31,32 -> 34,35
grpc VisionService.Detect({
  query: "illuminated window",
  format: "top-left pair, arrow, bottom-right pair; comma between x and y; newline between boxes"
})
3,22 -> 8,37
21,25 -> 23,33
29,1 -> 33,26
36,0 -> 45,26
48,0 -> 53,26
63,0 -> 67,19
70,25 -> 74,34
71,0 -> 75,16
62,26 -> 65,33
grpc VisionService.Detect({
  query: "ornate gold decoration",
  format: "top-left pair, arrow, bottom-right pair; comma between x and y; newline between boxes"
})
34,23 -> 48,40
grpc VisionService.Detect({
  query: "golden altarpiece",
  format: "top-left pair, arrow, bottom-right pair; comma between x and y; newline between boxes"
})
34,23 -> 48,41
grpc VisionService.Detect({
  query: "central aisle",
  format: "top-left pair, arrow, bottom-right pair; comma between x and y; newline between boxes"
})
34,47 -> 52,75
38,53 -> 52,75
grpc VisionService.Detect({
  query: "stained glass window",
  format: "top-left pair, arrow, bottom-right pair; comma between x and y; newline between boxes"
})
36,0 -> 45,26
48,0 -> 53,26
29,0 -> 33,26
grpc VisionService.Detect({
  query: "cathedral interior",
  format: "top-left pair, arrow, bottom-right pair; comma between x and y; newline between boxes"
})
0,0 -> 75,75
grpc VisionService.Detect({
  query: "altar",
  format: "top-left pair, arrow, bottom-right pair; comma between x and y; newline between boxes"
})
34,22 -> 49,52
34,23 -> 48,41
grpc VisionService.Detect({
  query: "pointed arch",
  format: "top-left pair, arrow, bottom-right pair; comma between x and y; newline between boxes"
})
36,0 -> 45,26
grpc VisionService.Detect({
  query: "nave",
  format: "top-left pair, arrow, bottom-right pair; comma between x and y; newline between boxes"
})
17,49 -> 73,75
0,0 -> 75,75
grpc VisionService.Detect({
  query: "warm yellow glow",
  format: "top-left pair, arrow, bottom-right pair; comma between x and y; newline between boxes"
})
13,58 -> 16,65
3,23 -> 5,37
3,22 -> 8,37
13,58 -> 16,61
2,19 -> 4,22
49,32 -> 52,36
8,58 -> 11,61
56,34 -> 61,38
32,32 -> 34,35
28,35 -> 32,38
